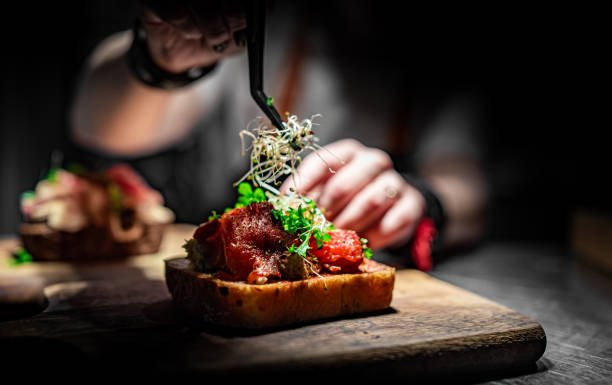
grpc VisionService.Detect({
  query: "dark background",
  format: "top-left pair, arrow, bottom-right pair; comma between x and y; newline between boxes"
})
0,2 -> 603,243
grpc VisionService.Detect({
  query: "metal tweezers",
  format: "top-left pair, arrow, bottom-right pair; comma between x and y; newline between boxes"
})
245,0 -> 285,129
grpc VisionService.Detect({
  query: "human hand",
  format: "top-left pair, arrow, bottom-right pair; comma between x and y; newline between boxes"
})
280,139 -> 426,250
140,0 -> 246,73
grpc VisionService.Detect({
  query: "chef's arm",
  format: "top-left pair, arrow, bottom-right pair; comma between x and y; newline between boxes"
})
70,4 -> 246,156
70,31 -> 204,156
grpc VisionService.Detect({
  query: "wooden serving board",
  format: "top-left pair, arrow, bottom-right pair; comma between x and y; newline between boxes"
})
0,225 -> 545,379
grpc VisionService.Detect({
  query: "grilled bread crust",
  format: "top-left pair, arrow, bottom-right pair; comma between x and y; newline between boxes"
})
165,257 -> 395,329
19,222 -> 166,260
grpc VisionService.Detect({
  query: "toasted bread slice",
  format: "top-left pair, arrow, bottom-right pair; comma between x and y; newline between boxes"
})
165,257 -> 395,329
19,222 -> 166,260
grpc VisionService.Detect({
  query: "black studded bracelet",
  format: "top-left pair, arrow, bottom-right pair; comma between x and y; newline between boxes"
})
126,19 -> 217,90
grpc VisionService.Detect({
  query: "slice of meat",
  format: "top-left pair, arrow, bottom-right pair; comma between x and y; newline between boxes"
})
192,202 -> 296,282
193,218 -> 225,271
224,202 -> 295,282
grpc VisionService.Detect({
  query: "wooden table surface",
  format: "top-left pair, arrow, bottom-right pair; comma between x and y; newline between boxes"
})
427,242 -> 612,384
0,226 -> 609,383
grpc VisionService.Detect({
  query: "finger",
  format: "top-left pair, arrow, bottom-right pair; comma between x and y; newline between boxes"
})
318,148 -> 393,219
280,139 -> 363,195
223,0 -> 247,31
143,19 -> 176,47
306,184 -> 323,203
158,7 -> 202,39
202,18 -> 231,46
142,8 -> 174,38
333,170 -> 403,232
361,189 -> 426,250
189,3 -> 231,45
141,17 -> 190,71
161,37 -> 231,69
141,7 -> 164,24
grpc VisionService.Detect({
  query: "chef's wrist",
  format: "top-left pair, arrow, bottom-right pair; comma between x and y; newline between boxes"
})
126,19 -> 217,90
402,174 -> 446,252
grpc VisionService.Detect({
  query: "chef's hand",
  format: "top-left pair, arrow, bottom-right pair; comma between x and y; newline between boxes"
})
280,139 -> 426,250
140,0 -> 246,73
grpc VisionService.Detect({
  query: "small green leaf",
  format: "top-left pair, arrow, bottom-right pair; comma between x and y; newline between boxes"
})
208,210 -> 221,221
315,237 -> 323,249
237,182 -> 253,196
107,183 -> 122,213
296,239 -> 310,256
21,191 -> 35,201
10,247 -> 33,266
253,188 -> 266,202
266,97 -> 274,106
46,168 -> 59,184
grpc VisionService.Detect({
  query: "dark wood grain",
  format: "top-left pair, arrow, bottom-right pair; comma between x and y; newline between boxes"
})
0,225 -> 547,380
429,242 -> 612,384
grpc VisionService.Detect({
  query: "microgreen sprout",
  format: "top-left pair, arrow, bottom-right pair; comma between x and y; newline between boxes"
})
234,114 -> 343,195
269,190 -> 334,257
210,114 -> 373,286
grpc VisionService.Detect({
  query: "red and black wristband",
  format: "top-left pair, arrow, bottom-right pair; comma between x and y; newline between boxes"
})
402,174 -> 447,271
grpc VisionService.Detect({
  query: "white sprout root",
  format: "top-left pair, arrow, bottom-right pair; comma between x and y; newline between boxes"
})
234,114 -> 343,195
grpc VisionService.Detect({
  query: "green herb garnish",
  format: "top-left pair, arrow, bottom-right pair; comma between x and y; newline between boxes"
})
9,247 -> 33,266
46,167 -> 59,184
360,237 -> 373,259
266,97 -> 274,106
206,183 -> 267,221
107,183 -> 122,213
234,182 -> 266,208
271,195 -> 334,257
21,190 -> 35,201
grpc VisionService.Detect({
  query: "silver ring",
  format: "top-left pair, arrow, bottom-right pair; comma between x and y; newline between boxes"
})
384,186 -> 399,200
212,40 -> 229,53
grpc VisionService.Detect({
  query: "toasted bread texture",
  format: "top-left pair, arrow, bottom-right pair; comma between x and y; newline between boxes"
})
19,222 -> 166,260
165,257 -> 395,329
